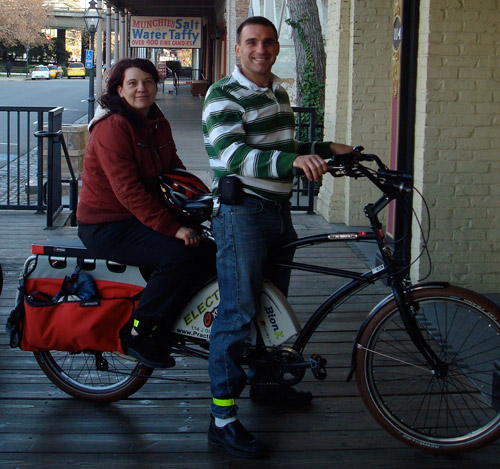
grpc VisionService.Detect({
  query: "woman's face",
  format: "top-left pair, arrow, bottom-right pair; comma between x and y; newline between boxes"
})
117,67 -> 157,116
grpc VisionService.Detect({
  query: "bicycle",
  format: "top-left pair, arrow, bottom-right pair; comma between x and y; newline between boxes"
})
11,149 -> 500,454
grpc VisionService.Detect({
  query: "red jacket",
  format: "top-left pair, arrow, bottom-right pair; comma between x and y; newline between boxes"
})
77,104 -> 185,237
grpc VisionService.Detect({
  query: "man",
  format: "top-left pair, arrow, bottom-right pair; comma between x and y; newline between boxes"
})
5,59 -> 12,78
202,16 -> 353,458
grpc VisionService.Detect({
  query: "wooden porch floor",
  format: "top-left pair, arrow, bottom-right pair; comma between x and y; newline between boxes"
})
1,86 -> 500,467
1,210 -> 500,468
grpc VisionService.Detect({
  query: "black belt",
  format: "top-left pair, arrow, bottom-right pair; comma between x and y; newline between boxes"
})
242,193 -> 289,207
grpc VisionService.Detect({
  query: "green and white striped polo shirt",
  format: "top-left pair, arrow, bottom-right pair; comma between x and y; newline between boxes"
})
202,66 -> 330,212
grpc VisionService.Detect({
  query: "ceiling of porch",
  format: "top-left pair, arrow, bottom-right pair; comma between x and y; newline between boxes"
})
103,0 -> 217,18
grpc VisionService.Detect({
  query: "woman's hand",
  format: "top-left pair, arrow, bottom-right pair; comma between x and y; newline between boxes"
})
175,226 -> 201,247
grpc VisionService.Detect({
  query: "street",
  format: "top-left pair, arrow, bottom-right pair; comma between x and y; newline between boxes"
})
0,77 -> 91,168
0,77 -> 91,124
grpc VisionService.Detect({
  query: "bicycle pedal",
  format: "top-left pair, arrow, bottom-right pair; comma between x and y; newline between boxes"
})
310,354 -> 327,380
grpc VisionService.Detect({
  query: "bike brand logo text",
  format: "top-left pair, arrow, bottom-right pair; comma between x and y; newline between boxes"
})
183,289 -> 220,326
265,306 -> 284,339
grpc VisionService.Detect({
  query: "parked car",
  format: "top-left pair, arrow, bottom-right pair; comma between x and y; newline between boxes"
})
31,65 -> 50,80
67,62 -> 86,79
48,65 -> 63,79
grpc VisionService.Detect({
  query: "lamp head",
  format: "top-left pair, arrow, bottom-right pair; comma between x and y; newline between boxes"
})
84,0 -> 102,33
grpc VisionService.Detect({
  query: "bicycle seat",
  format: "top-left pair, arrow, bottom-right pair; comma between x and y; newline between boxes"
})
32,238 -> 93,258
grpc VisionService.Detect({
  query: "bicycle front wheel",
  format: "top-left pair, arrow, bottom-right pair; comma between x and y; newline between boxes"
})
356,285 -> 500,453
35,350 -> 153,403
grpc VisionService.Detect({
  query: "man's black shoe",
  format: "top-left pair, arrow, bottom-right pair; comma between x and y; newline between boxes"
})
123,332 -> 175,369
249,385 -> 313,406
208,417 -> 267,459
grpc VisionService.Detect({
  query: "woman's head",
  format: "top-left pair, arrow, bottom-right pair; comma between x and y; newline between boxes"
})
100,58 -> 160,117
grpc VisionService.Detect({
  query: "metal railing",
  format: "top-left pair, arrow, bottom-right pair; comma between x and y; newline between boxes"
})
0,106 -> 77,229
291,106 -> 318,214
34,130 -> 79,228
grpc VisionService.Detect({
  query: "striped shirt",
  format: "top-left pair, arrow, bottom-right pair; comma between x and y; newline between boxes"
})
202,66 -> 331,212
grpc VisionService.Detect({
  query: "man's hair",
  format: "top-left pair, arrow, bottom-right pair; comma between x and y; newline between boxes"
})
236,16 -> 278,44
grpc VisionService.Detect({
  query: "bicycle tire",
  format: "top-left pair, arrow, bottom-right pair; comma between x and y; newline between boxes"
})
34,350 -> 153,403
356,285 -> 500,453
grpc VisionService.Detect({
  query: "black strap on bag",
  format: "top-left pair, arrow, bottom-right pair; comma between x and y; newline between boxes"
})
5,279 -> 26,348
52,263 -> 83,303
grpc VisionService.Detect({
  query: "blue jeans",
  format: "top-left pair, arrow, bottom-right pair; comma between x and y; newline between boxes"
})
209,195 -> 297,419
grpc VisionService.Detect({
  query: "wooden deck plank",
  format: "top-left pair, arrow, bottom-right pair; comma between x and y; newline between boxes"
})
2,211 -> 500,466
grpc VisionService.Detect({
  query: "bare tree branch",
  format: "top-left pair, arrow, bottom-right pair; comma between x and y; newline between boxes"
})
0,0 -> 53,46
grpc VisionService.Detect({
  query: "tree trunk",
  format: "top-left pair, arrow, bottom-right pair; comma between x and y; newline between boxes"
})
286,0 -> 326,109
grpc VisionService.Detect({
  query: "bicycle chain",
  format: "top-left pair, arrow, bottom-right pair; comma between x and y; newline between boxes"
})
109,366 -> 210,385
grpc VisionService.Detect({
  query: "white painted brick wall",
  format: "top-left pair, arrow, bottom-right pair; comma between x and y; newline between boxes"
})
411,0 -> 500,293
319,0 -> 392,225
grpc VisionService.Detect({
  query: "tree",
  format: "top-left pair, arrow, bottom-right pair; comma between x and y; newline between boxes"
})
0,0 -> 53,47
286,0 -> 326,112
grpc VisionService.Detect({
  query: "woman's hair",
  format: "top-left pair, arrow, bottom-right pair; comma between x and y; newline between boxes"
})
99,57 -> 160,124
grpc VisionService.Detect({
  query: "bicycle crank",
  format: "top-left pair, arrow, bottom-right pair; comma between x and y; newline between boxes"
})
309,354 -> 327,380
270,348 -> 328,385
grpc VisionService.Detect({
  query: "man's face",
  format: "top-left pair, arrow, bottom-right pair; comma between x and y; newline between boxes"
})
235,24 -> 280,86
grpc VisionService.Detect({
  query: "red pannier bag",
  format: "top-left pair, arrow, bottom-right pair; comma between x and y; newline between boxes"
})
9,242 -> 148,354
21,276 -> 143,353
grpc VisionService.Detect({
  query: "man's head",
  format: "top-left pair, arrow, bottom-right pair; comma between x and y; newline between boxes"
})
235,16 -> 280,88
236,16 -> 278,44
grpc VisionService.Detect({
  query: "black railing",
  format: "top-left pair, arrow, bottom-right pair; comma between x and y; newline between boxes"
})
291,106 -> 317,214
34,130 -> 78,228
0,106 -> 77,229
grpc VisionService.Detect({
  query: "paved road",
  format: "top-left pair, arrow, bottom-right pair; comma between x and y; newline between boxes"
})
0,76 -> 90,171
0,75 -> 90,124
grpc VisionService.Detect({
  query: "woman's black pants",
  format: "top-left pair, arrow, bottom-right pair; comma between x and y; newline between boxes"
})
78,218 -> 216,334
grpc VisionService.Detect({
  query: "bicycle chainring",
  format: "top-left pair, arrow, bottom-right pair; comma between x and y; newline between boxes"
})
270,347 -> 306,386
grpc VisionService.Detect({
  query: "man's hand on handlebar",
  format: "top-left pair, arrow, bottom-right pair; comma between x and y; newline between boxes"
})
292,154 -> 328,182
175,226 -> 201,247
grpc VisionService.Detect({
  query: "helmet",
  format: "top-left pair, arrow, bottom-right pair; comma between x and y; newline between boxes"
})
156,169 -> 213,227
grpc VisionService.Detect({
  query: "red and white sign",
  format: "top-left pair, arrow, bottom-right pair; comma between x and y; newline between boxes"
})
157,62 -> 167,78
130,16 -> 202,49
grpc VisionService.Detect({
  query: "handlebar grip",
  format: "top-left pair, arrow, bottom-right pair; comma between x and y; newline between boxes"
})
292,167 -> 305,177
377,169 -> 413,182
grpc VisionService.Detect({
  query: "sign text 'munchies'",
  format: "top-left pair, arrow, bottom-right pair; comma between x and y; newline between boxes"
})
130,16 -> 202,49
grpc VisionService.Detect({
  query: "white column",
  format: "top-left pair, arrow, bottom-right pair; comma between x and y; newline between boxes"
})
226,0 -> 237,75
114,9 -> 119,62
120,11 -> 126,58
193,48 -> 200,80
263,0 -> 276,24
105,4 -> 111,68
96,0 -> 103,98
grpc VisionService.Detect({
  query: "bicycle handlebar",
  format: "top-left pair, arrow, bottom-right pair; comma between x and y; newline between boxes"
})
293,146 -> 413,198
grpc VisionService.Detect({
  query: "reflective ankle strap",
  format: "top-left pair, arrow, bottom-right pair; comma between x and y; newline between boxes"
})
213,398 -> 235,407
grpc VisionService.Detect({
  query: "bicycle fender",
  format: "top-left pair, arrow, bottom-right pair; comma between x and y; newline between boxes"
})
346,281 -> 449,382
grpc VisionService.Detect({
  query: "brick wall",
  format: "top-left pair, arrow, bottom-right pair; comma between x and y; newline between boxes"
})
318,0 -> 392,225
411,0 -> 500,292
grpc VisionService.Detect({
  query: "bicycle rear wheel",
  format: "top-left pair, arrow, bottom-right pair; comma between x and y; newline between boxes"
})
356,285 -> 500,453
34,350 -> 153,403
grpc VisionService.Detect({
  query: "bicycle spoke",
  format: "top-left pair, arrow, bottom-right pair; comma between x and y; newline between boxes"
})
357,288 -> 500,452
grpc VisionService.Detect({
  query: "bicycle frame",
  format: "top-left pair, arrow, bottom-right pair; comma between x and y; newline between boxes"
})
270,165 -> 446,381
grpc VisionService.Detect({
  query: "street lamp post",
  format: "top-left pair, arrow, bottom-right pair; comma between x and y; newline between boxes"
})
25,45 -> 30,78
84,0 -> 102,122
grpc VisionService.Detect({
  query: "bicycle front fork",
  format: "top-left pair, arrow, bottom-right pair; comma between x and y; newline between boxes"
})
393,286 -> 449,377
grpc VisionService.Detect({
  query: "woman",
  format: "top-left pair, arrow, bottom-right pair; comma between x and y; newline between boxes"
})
77,58 -> 214,368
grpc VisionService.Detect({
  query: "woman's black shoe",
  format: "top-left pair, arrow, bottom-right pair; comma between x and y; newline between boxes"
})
208,417 -> 267,459
124,332 -> 175,369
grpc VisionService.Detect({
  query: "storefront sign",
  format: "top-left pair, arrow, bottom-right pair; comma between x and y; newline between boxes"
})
130,16 -> 201,48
